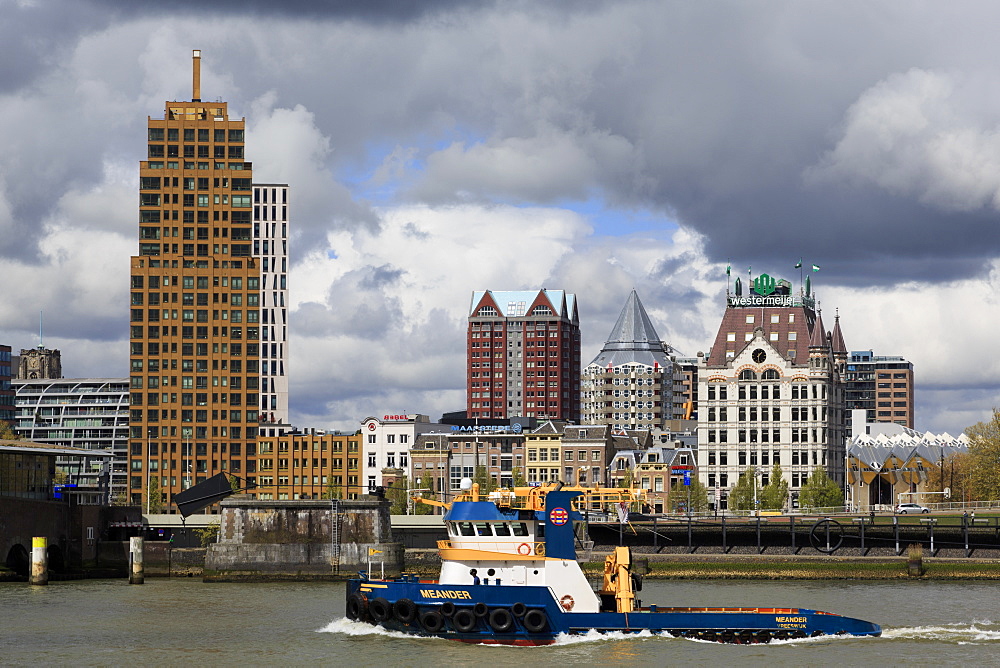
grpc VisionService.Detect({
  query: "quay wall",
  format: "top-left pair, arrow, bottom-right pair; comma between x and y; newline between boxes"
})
204,496 -> 403,581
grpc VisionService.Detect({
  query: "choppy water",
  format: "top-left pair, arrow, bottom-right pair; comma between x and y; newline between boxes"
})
2,578 -> 997,666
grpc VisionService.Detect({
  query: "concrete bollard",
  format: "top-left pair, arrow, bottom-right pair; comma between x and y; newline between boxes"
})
30,537 -> 48,586
129,536 -> 145,584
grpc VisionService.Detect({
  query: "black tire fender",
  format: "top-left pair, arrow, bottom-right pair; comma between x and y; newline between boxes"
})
453,608 -> 478,633
488,608 -> 514,633
420,610 -> 445,633
393,598 -> 418,624
346,593 -> 367,621
523,608 -> 548,633
369,597 -> 391,622
440,602 -> 456,617
511,602 -> 527,618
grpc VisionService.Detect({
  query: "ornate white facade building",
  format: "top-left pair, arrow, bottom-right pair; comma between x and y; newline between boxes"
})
697,273 -> 848,509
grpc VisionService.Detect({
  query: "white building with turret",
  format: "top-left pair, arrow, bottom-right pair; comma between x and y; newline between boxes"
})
697,272 -> 848,510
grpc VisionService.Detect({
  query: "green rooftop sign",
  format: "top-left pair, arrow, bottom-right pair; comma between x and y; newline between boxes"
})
752,273 -> 776,296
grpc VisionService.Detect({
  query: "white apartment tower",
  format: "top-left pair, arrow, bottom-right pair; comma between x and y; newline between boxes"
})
254,183 -> 289,434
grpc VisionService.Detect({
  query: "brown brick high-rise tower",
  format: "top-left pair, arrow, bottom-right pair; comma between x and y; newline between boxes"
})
129,51 -> 260,509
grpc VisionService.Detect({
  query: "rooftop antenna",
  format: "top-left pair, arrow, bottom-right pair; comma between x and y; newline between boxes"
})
38,310 -> 43,349
192,49 -> 201,102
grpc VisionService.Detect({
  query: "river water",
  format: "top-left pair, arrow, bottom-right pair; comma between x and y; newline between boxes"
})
2,578 -> 997,666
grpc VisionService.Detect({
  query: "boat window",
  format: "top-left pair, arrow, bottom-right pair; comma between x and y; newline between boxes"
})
459,522 -> 476,536
494,522 -> 512,536
537,524 -> 545,538
475,522 -> 493,536
448,522 -> 458,536
511,522 -> 528,537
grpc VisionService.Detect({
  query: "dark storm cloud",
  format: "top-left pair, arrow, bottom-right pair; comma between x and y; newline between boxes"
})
667,183 -> 1000,285
0,1 -> 128,262
0,2 -> 108,93
87,0 -> 497,23
390,2 -> 1000,287
359,264 -> 405,290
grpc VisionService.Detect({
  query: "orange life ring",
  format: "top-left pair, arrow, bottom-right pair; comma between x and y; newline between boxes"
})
517,542 -> 532,555
560,594 -> 575,611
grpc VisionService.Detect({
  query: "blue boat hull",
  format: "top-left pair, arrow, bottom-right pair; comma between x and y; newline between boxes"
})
345,577 -> 881,645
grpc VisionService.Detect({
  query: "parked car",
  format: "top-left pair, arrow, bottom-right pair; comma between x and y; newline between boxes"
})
895,503 -> 930,514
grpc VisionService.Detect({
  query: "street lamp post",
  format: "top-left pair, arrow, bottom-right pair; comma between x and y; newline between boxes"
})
145,428 -> 150,514
184,434 -> 192,490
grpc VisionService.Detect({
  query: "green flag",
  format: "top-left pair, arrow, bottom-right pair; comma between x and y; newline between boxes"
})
726,264 -> 731,276
794,258 -> 802,269
812,264 -> 821,272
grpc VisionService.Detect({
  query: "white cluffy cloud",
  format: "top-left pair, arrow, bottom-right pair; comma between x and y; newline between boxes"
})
808,68 -> 1000,213
4,2 -> 1000,441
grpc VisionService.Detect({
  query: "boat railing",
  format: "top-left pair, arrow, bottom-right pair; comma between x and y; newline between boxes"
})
437,539 -> 547,557
464,484 -> 646,512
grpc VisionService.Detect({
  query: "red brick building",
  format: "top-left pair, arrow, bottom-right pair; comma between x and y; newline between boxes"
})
467,289 -> 580,422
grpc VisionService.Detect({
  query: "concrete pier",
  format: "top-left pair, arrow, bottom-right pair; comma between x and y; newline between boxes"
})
30,537 -> 48,585
205,496 -> 404,580
129,536 -> 145,584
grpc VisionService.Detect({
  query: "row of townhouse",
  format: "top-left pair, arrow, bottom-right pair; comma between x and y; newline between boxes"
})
248,414 -> 703,509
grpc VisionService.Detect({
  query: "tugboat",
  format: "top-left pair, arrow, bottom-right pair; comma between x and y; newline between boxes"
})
344,481 -> 881,645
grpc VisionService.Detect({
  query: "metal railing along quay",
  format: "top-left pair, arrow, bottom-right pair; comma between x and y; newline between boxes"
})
586,506 -> 1000,558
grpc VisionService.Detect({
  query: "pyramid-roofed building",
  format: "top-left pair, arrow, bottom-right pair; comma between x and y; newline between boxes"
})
587,290 -> 676,369
581,290 -> 684,432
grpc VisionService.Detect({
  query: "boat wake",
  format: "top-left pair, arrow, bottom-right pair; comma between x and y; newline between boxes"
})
317,618 -> 440,641
318,621 -> 871,647
883,622 -> 1000,644
551,629 -> 659,646
553,630 -> 849,646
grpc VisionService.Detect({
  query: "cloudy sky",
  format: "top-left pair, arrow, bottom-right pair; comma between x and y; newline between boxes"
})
1,0 -> 998,434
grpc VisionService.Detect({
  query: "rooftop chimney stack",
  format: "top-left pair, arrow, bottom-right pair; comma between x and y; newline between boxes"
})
192,49 -> 201,102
